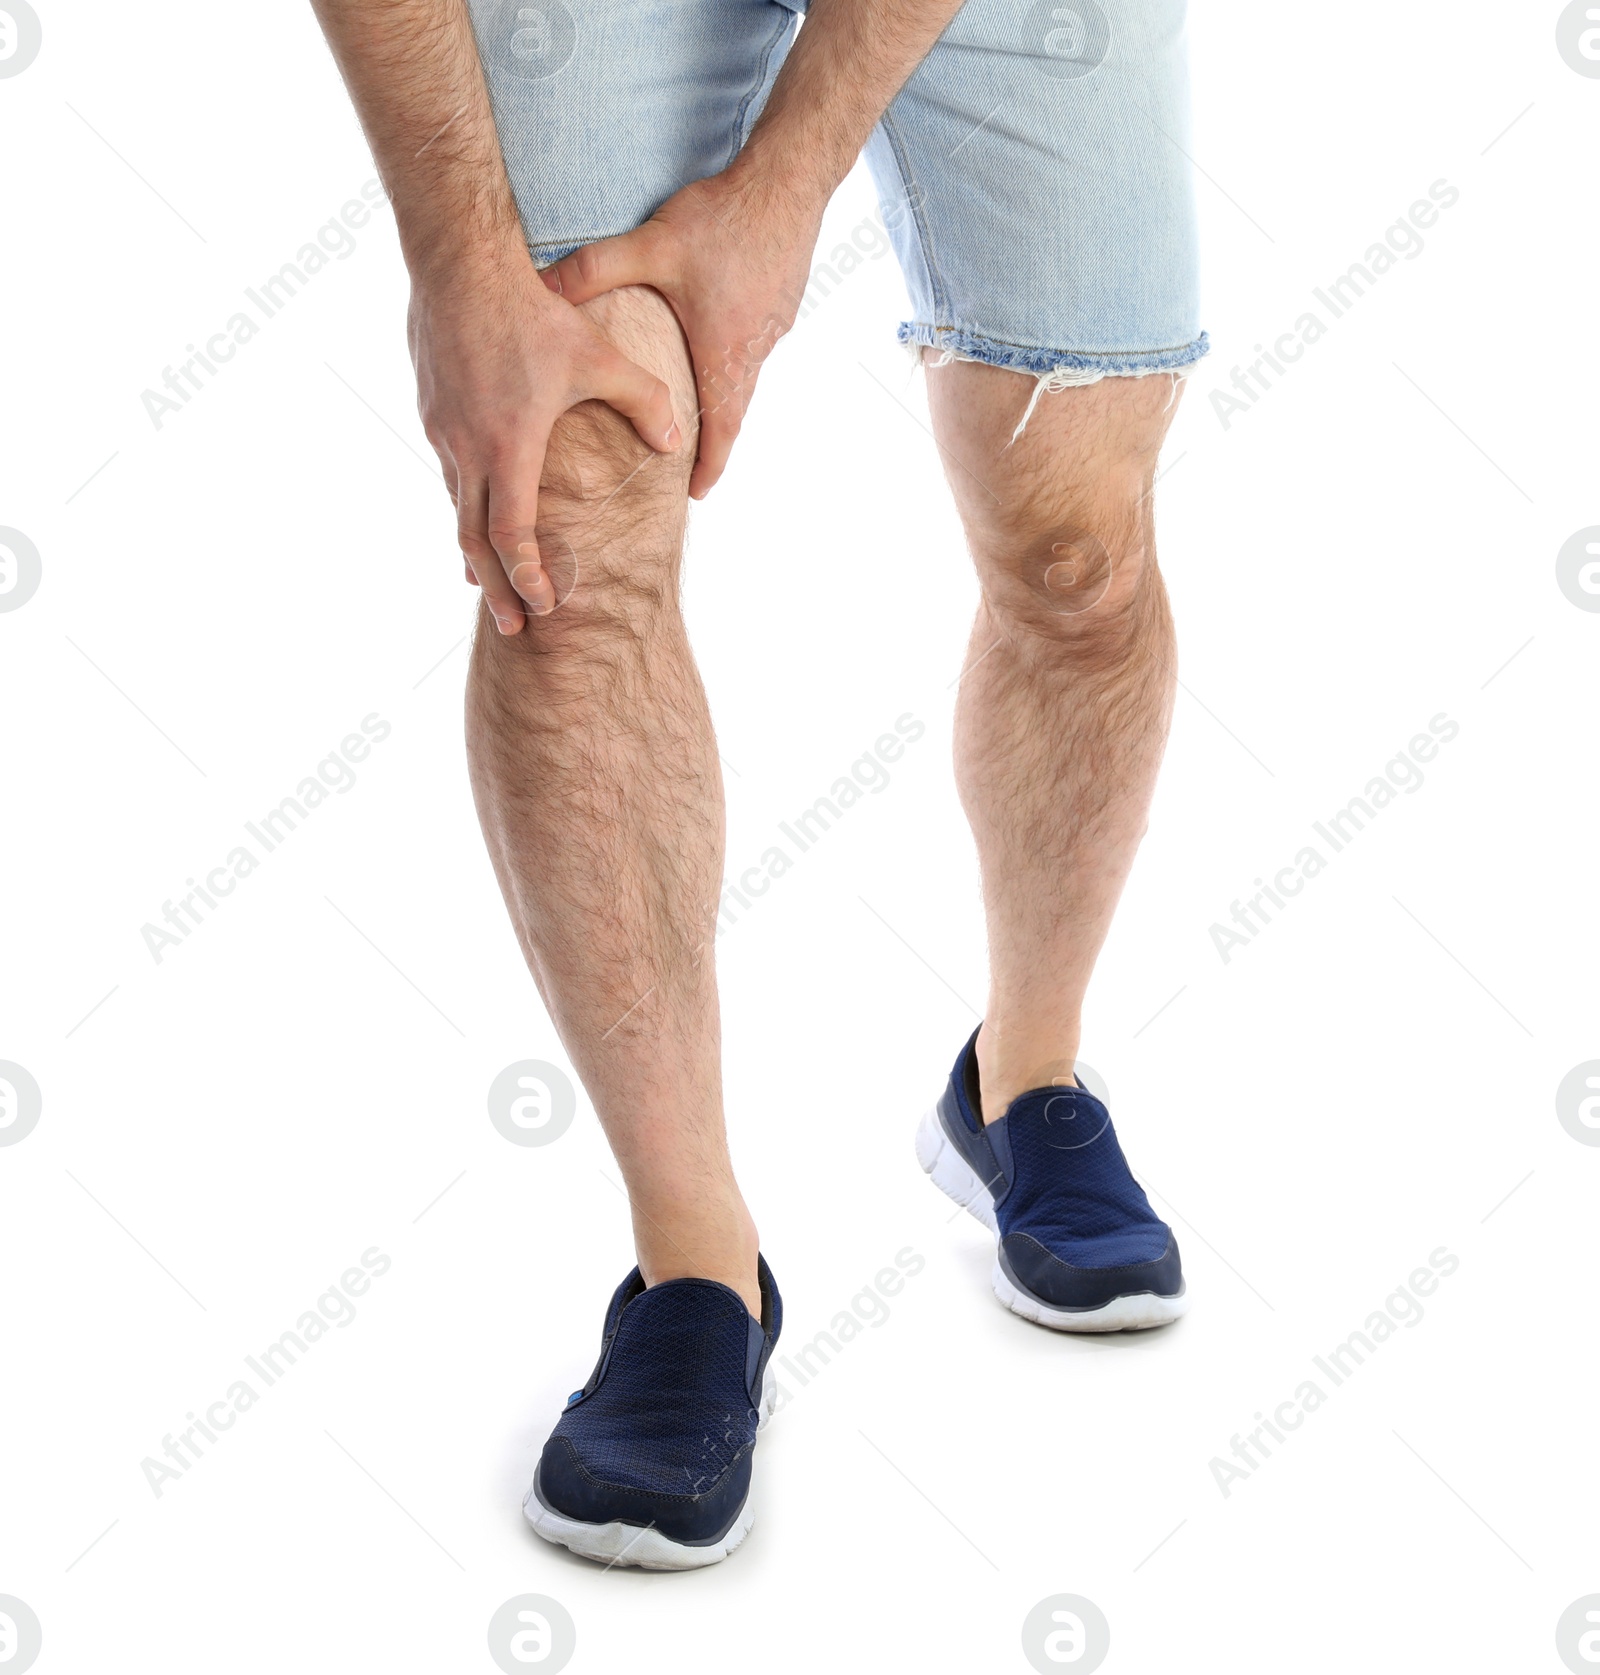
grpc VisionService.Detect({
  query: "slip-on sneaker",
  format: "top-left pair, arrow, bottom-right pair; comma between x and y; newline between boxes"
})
916,1029 -> 1186,1331
524,1256 -> 782,1569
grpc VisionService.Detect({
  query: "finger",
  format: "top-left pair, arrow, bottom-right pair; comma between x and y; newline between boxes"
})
586,349 -> 681,456
458,473 -> 524,635
487,432 -> 558,618
543,230 -> 660,305
689,381 -> 744,500
436,452 -> 479,585
688,354 -> 750,499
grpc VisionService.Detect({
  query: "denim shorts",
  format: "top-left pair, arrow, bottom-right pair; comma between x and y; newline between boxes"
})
467,0 -> 1207,383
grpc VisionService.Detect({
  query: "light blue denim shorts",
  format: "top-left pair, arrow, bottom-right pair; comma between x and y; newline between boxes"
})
467,0 -> 1207,382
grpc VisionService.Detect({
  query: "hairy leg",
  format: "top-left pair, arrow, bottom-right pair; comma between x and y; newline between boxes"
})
466,285 -> 759,1315
925,356 -> 1183,1120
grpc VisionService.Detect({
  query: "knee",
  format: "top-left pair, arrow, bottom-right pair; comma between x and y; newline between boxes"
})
533,400 -> 686,634
498,287 -> 696,661
477,428 -> 677,698
927,361 -> 1179,663
966,478 -> 1160,661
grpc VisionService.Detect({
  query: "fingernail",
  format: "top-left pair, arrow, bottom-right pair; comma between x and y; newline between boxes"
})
516,542 -> 539,557
530,601 -> 554,617
496,615 -> 517,635
510,561 -> 543,595
665,421 -> 680,449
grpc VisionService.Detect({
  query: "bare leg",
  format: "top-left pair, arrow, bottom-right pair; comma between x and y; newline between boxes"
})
466,286 -> 760,1315
925,356 -> 1183,1121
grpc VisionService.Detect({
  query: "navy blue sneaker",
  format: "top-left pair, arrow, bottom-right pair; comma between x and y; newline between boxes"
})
916,1030 -> 1185,1331
523,1257 -> 782,1569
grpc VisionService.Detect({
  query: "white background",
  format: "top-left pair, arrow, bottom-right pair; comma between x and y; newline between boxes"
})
3,2 -> 1598,1671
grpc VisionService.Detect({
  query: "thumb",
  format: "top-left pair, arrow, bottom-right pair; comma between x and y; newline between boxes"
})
542,230 -> 661,305
586,347 -> 683,456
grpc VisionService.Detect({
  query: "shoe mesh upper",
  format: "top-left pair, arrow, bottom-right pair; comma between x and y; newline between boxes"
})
551,1280 -> 756,1496
998,1088 -> 1173,1269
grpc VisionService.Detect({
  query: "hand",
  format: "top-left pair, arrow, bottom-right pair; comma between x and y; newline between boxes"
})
542,168 -> 824,499
408,244 -> 682,633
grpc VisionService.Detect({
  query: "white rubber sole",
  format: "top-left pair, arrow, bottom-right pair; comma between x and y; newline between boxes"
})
522,1362 -> 780,1571
915,1106 -> 1188,1333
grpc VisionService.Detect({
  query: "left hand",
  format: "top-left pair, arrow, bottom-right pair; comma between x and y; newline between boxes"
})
542,168 -> 825,499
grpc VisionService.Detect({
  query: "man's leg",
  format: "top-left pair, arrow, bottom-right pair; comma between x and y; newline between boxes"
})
466,284 -> 760,1317
926,359 -> 1182,1121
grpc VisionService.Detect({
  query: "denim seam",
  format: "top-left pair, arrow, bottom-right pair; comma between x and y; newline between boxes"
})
877,106 -> 948,326
902,322 -> 1211,375
727,7 -> 797,168
527,232 -> 627,257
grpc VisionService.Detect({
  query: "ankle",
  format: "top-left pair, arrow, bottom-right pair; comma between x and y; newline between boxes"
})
975,1022 -> 1082,1125
635,1201 -> 762,1320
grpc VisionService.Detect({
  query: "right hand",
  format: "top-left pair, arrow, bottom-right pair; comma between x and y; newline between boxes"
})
542,168 -> 824,501
408,245 -> 682,633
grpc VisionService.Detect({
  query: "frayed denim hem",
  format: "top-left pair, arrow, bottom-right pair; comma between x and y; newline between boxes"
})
900,324 -> 1210,439
897,323 -> 1211,378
